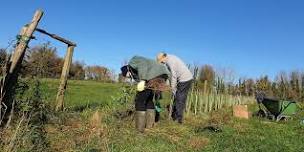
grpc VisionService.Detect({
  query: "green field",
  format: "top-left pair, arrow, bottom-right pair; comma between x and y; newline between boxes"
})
36,79 -> 304,151
41,79 -> 123,109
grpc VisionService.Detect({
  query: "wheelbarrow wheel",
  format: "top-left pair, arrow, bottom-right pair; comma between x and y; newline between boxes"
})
277,115 -> 291,122
269,115 -> 275,121
276,115 -> 281,122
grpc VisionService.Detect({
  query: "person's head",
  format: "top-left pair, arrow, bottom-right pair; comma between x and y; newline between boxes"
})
120,65 -> 139,80
120,65 -> 130,77
156,52 -> 168,64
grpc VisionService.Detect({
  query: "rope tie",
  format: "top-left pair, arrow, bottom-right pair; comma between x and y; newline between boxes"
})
16,35 -> 31,45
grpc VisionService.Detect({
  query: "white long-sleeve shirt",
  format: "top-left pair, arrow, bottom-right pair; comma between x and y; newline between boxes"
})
165,54 -> 193,94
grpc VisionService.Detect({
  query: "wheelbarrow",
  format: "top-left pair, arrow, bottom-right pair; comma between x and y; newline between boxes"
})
256,94 -> 298,121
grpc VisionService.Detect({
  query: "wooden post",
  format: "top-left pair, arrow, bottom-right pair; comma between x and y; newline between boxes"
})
34,26 -> 76,111
35,28 -> 76,46
9,10 -> 43,74
55,45 -> 74,111
0,10 -> 43,126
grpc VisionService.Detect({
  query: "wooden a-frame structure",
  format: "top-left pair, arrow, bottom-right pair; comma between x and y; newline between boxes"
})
0,9 -> 76,125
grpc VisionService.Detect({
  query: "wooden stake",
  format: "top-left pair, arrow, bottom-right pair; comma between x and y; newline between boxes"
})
0,10 -> 43,126
9,10 -> 43,74
35,26 -> 76,111
168,97 -> 173,120
55,45 -> 74,111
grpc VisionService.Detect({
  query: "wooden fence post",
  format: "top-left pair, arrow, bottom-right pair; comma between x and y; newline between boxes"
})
34,26 -> 76,112
55,45 -> 75,111
9,10 -> 43,74
0,10 -> 43,126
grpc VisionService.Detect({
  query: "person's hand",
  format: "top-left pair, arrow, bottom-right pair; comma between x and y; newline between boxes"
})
137,81 -> 146,91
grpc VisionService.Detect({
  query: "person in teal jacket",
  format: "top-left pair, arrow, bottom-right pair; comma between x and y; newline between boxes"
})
121,56 -> 170,133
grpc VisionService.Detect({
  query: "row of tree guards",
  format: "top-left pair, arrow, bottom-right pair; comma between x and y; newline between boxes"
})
0,9 -> 76,124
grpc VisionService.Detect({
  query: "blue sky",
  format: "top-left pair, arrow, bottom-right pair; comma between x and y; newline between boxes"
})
0,0 -> 303,80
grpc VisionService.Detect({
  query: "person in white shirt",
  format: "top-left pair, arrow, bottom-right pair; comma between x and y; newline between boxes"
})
157,52 -> 193,124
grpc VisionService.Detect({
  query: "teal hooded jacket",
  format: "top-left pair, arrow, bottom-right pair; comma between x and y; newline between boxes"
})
128,56 -> 170,81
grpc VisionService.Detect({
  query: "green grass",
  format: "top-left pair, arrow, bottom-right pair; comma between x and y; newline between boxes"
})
39,79 -> 304,152
41,78 -> 122,109
203,118 -> 304,151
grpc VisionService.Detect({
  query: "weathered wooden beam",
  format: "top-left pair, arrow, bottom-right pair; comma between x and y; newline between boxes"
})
1,10 -> 43,127
55,45 -> 75,111
35,28 -> 76,46
9,10 -> 44,74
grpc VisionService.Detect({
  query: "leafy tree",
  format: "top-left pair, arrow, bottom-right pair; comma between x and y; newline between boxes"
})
256,76 -> 272,95
69,61 -> 85,80
199,65 -> 215,83
25,42 -> 61,78
85,65 -> 112,82
199,65 -> 215,92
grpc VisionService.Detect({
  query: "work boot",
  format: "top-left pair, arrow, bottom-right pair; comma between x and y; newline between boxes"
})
155,111 -> 160,123
135,111 -> 146,133
145,109 -> 155,129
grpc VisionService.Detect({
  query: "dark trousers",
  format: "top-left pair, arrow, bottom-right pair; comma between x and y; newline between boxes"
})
135,89 -> 155,111
135,90 -> 163,122
172,79 -> 193,123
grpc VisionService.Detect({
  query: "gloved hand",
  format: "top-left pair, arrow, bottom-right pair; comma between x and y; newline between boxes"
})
155,101 -> 162,113
137,80 -> 146,92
